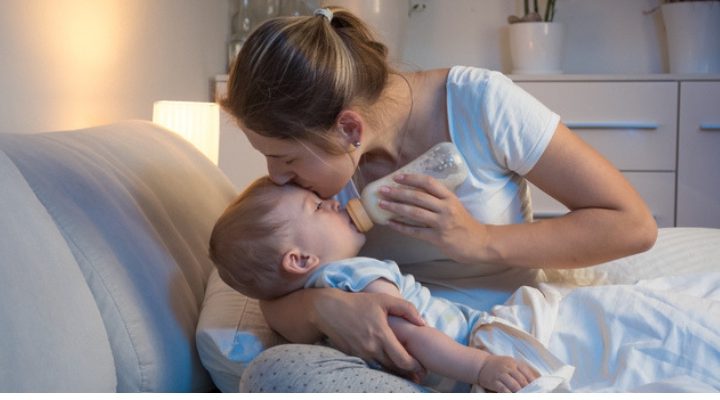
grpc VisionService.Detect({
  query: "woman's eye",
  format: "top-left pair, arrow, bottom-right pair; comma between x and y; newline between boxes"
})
285,158 -> 295,165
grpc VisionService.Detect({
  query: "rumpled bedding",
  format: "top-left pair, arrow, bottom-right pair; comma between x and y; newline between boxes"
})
474,271 -> 720,392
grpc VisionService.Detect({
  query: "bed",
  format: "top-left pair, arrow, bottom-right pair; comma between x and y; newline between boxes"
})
197,225 -> 720,392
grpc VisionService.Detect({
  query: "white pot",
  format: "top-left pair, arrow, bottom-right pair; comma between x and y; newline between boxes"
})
508,22 -> 564,74
321,0 -> 409,62
662,1 -> 720,74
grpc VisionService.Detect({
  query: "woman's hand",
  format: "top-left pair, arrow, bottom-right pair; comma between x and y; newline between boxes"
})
310,289 -> 427,382
378,173 -> 487,264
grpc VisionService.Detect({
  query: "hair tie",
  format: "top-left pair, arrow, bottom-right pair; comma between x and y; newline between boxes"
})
313,8 -> 333,22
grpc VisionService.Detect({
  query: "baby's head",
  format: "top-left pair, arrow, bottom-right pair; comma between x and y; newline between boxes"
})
209,176 -> 366,299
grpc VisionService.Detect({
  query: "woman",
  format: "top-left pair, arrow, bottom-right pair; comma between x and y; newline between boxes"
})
222,7 -> 657,392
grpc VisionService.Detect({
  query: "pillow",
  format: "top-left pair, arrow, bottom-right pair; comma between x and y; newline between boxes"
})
196,269 -> 286,392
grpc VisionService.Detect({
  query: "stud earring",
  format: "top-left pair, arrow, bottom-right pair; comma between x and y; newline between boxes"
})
352,141 -> 361,148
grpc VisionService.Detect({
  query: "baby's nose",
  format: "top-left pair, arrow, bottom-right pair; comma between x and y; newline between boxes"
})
326,199 -> 341,211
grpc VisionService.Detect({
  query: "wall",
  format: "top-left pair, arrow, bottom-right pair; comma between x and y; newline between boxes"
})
403,0 -> 666,74
0,0 -> 229,133
0,0 -> 669,134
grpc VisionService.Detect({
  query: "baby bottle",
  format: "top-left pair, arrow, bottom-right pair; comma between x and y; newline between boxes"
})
347,142 -> 469,232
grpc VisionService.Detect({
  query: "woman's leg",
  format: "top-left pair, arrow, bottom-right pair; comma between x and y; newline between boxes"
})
239,344 -> 427,393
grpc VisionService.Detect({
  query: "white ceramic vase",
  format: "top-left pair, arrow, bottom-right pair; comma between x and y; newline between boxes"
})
508,22 -> 565,74
321,0 -> 408,62
661,1 -> 720,74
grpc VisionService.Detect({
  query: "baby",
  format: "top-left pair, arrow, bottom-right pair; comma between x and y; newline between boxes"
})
209,176 -> 539,393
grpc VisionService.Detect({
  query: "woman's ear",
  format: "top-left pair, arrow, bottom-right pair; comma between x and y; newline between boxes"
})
336,110 -> 363,149
281,248 -> 321,275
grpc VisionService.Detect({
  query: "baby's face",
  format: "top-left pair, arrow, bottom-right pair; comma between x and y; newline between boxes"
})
271,184 -> 366,263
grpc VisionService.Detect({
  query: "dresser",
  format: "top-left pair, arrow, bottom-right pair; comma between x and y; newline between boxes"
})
214,74 -> 720,228
512,75 -> 720,228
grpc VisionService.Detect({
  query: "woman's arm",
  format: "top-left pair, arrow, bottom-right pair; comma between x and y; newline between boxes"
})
259,287 -> 426,376
379,123 -> 657,268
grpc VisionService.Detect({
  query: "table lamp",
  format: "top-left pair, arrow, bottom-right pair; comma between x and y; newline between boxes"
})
152,101 -> 220,165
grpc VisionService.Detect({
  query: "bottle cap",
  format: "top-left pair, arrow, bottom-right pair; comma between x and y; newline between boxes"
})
346,198 -> 374,232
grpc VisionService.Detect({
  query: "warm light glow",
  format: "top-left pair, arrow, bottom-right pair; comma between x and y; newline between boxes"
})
153,101 -> 220,165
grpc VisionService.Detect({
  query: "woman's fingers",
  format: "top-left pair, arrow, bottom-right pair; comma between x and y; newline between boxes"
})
379,333 -> 424,381
384,296 -> 425,327
393,173 -> 451,199
379,185 -> 442,214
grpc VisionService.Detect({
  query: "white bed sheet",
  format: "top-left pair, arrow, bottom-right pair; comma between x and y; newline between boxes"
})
471,227 -> 720,392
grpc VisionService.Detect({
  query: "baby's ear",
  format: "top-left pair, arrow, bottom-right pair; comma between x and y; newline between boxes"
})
281,248 -> 321,275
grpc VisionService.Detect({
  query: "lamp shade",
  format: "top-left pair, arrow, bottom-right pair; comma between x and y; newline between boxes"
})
152,101 -> 220,164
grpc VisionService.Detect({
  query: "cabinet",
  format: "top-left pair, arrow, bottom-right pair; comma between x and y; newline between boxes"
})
677,82 -> 720,227
512,75 -> 720,228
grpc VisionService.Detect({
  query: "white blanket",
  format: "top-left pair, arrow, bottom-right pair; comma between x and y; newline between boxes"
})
460,228 -> 720,392
475,271 -> 720,392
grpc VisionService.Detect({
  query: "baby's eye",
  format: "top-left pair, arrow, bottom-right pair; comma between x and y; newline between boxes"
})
315,201 -> 323,211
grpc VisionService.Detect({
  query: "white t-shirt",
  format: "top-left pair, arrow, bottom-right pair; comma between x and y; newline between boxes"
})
447,66 -> 559,225
340,66 -> 560,311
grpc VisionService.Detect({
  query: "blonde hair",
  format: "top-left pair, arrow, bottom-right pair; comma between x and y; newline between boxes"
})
222,6 -> 392,154
208,177 -> 294,300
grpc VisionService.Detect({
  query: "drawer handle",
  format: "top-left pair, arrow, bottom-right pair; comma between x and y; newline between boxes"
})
699,123 -> 720,131
566,121 -> 659,130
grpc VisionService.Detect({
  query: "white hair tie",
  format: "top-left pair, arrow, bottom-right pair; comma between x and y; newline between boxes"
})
314,8 -> 333,22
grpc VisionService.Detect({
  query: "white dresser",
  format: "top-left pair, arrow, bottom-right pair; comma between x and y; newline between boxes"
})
512,75 -> 720,228
215,74 -> 720,228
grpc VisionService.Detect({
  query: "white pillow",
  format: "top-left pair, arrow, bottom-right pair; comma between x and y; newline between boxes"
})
196,269 -> 287,392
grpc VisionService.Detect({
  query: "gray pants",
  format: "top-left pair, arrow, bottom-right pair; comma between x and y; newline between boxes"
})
239,344 -> 428,393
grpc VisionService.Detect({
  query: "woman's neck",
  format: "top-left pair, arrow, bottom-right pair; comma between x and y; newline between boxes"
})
360,70 -> 449,181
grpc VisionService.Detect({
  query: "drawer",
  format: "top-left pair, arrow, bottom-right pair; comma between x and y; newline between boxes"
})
530,172 -> 676,228
677,81 -> 720,228
515,81 -> 678,171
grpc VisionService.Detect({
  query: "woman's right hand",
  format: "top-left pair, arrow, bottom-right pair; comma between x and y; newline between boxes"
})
310,289 -> 427,382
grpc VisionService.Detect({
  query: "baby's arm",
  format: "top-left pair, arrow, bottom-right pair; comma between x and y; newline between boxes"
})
365,279 -> 538,392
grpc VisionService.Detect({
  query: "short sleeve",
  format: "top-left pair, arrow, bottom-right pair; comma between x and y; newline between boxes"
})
482,71 -> 559,175
447,67 -> 559,177
305,258 -> 404,292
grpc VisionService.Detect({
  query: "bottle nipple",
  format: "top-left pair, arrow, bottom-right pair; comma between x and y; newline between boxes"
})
346,198 -> 374,232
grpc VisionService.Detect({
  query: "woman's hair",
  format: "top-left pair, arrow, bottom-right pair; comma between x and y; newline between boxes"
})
222,6 -> 392,154
208,176 -> 293,300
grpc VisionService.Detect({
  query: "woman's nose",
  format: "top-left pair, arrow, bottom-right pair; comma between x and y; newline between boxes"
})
267,160 -> 294,185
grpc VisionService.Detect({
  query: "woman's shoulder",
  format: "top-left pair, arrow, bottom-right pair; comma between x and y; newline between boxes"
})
445,66 -> 512,88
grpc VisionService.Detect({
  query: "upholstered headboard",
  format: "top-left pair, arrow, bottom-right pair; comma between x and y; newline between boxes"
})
0,121 -> 237,392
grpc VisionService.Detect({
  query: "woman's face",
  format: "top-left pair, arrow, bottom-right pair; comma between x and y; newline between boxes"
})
244,127 -> 358,199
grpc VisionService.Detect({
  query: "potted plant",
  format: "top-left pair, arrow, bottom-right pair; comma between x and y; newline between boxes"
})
658,0 -> 720,74
507,0 -> 564,74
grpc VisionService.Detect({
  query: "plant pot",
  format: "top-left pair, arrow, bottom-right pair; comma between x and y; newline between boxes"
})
508,22 -> 564,74
661,1 -> 720,74
322,0 -> 408,62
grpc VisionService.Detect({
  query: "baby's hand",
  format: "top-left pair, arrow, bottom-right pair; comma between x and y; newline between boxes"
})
477,355 -> 539,393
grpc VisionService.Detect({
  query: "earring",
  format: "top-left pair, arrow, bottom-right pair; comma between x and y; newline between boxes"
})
352,141 -> 361,148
